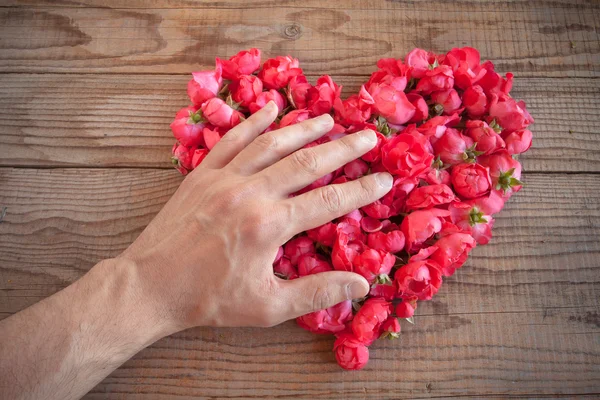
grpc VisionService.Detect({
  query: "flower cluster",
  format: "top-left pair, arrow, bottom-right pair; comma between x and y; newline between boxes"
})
170,47 -> 533,370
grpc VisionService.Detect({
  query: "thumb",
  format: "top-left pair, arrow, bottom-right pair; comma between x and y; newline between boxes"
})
276,271 -> 370,320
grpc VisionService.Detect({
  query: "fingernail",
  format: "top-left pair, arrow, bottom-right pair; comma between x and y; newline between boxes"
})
359,129 -> 377,144
264,101 -> 277,112
346,280 -> 369,300
374,172 -> 393,188
316,113 -> 333,125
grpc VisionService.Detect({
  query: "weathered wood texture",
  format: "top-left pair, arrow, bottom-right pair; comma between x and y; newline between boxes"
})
0,1 -> 599,398
0,2 -> 598,77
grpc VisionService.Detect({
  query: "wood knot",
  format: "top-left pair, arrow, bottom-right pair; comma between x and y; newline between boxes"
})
283,23 -> 302,40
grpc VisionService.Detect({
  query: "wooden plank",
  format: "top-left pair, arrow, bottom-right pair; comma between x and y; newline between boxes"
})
0,4 -> 597,76
0,168 -> 598,398
0,74 -> 598,172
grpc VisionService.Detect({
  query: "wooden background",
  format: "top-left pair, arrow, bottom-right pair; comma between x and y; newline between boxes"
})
0,0 -> 599,398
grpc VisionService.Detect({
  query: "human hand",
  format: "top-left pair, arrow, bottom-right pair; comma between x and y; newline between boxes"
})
119,101 -> 393,333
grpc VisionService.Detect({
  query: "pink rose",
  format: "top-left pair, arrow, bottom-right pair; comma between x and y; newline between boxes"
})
478,61 -> 513,95
283,236 -> 315,265
202,127 -> 221,150
258,56 -> 303,90
249,89 -> 287,114
395,259 -> 443,301
306,75 -> 341,116
273,256 -> 298,280
369,83 -> 416,125
333,86 -> 374,125
279,109 -> 312,128
367,225 -> 405,254
451,163 -> 492,199
201,98 -> 243,129
503,129 -> 532,155
478,150 -> 522,199
430,233 -> 476,277
395,299 -> 417,318
351,297 -> 392,344
381,317 -> 401,337
405,184 -> 455,210
286,75 -> 312,109
448,201 -> 495,245
417,113 -> 460,139
297,253 -> 333,276
416,65 -> 455,95
333,333 -> 369,370
170,106 -> 205,147
432,128 -> 474,165
191,148 -> 209,169
488,93 -> 534,133
463,85 -> 488,117
306,222 -> 337,247
297,300 -> 352,334
401,208 -> 451,252
171,143 -> 193,175
217,48 -> 261,80
405,48 -> 438,78
465,120 -> 505,155
430,89 -> 462,114
230,75 -> 263,107
443,47 -> 487,89
423,166 -> 451,186
343,158 -> 369,180
362,178 -> 416,219
353,248 -> 395,283
381,128 -> 433,180
187,63 -> 223,106
406,93 -> 429,123
361,130 -> 385,163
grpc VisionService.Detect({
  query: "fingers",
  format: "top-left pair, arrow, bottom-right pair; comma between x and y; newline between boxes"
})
201,102 -> 278,169
275,271 -> 370,321
260,129 -> 378,195
281,172 -> 393,236
228,114 -> 334,174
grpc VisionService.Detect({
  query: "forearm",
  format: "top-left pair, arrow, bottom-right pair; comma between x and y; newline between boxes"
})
0,258 -> 174,400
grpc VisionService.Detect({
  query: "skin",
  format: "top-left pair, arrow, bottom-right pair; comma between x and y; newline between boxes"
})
0,101 -> 393,400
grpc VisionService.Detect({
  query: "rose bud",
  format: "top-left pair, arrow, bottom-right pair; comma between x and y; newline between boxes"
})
191,148 -> 209,169
217,48 -> 261,80
297,301 -> 353,334
249,89 -> 287,114
429,232 -> 476,277
395,259 -> 443,301
306,75 -> 341,116
306,222 -> 337,247
187,63 -> 223,106
463,85 -> 488,117
451,163 -> 492,199
170,105 -> 205,148
503,129 -> 532,155
465,120 -> 505,155
430,89 -> 462,114
478,61 -> 513,95
283,236 -> 316,265
368,227 -> 405,254
334,85 -> 374,125
423,165 -> 451,185
361,130 -> 386,163
432,128 -> 475,165
273,256 -> 298,280
230,75 -> 263,107
369,83 -> 416,125
443,47 -> 487,89
395,299 -> 417,319
287,75 -> 312,109
258,56 -> 303,90
201,98 -> 243,129
478,150 -> 523,199
297,253 -> 333,276
488,93 -> 534,133
279,109 -> 312,127
351,297 -> 392,344
467,188 -> 505,216
405,48 -> 438,79
353,248 -> 395,284
406,93 -> 429,123
416,65 -> 455,95
171,143 -> 193,175
332,230 -> 365,272
405,184 -> 455,210
380,317 -> 401,339
381,128 -> 433,181
333,333 -> 369,370
401,208 -> 451,252
448,201 -> 495,245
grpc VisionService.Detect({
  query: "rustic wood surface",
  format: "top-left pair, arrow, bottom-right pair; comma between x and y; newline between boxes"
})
0,1 -> 598,399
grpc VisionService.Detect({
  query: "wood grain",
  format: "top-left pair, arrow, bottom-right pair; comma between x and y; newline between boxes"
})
0,3 -> 598,76
0,167 -> 598,398
1,74 -> 598,171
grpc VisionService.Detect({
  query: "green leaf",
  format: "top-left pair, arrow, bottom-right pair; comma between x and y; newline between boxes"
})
405,316 -> 415,324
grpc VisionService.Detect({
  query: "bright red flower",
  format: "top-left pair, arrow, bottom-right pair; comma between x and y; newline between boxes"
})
191,148 -> 209,168
451,163 -> 492,199
171,143 -> 193,175
488,93 -> 534,133
405,184 -> 456,210
297,253 -> 333,276
306,222 -> 337,247
286,75 -> 312,109
217,48 -> 261,80
477,61 -> 513,95
249,89 -> 287,114
430,89 -> 462,114
307,75 -> 341,116
343,158 -> 369,180
284,236 -> 316,265
362,178 -> 416,219
401,208 -> 451,252
201,98 -> 243,129
406,93 -> 429,123
465,120 -> 505,155
279,109 -> 312,127
416,65 -> 455,95
333,333 -> 369,370
361,130 -> 385,163
273,256 -> 298,280
463,85 -> 488,117
395,298 -> 417,318
367,227 -> 405,254
170,105 -> 205,147
503,129 -> 533,155
334,85 -> 374,125
351,297 -> 392,344
258,56 -> 303,90
443,47 -> 487,89
353,248 -> 395,283
395,259 -> 443,301
448,201 -> 495,245
368,83 -> 416,125
381,128 -> 433,181
429,233 -> 476,276
405,48 -> 438,78
230,75 -> 263,107
478,150 -> 522,199
432,128 -> 475,165
297,300 -> 352,334
187,63 -> 223,106
381,317 -> 401,337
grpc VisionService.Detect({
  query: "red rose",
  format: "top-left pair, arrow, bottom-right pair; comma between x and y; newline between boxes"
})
423,166 -> 451,186
362,178 -> 416,219
395,259 -> 443,301
503,129 -> 532,155
297,253 -> 333,276
430,232 -> 476,276
488,93 -> 534,133
333,85 -> 374,125
443,47 -> 487,89
287,75 -> 312,109
478,150 -> 522,199
432,128 -> 474,165
367,227 -> 405,254
395,299 -> 417,318
401,208 -> 451,252
191,148 -> 208,168
381,317 -> 401,337
361,130 -> 385,163
351,297 -> 392,344
381,128 -> 433,180
463,85 -> 488,117
451,163 -> 492,199
296,300 -> 352,334
306,222 -> 337,247
273,256 -> 298,280
466,189 -> 505,216
279,109 -> 312,128
343,158 -> 369,180
170,105 -> 205,147
405,48 -> 438,78
417,113 -> 460,139
353,248 -> 395,283
249,89 -> 287,114
406,93 -> 429,123
306,75 -> 341,116
258,56 -> 303,90
430,89 -> 462,114
171,143 -> 193,175
405,184 -> 456,210
230,75 -> 263,107
416,65 -> 455,95
202,127 -> 221,150
283,236 -> 315,265
217,48 -> 261,80
369,83 -> 416,125
465,120 -> 505,155
448,201 -> 494,245
201,98 -> 243,129
187,63 -> 223,106
478,61 -> 513,95
333,333 -> 369,370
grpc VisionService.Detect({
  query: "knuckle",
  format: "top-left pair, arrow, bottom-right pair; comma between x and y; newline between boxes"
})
319,185 -> 343,213
312,285 -> 331,311
339,134 -> 360,153
253,133 -> 278,152
220,127 -> 241,143
292,148 -> 320,174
